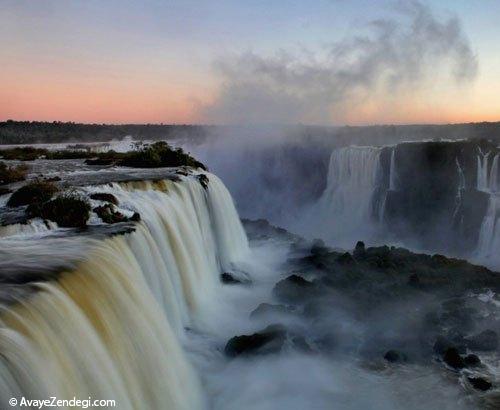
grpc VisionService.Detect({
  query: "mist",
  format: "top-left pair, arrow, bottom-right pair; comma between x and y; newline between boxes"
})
199,1 -> 478,125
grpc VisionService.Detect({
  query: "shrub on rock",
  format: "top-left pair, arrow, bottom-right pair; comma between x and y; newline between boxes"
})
40,194 -> 91,228
224,324 -> 287,357
273,274 -> 316,303
90,192 -> 119,205
94,204 -> 127,224
0,161 -> 28,185
7,180 -> 58,207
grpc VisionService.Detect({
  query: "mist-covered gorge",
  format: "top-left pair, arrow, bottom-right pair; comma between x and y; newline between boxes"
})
0,138 -> 500,409
188,133 -> 500,268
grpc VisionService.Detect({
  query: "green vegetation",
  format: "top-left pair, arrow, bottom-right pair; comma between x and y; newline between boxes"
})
0,141 -> 206,169
0,120 -> 209,145
0,161 -> 28,185
120,141 -> 206,169
38,194 -> 91,228
7,181 -> 59,207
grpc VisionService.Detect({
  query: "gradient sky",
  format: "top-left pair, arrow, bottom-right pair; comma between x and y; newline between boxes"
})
1,0 -> 499,125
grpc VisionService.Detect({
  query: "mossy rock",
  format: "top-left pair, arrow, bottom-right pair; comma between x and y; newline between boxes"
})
40,195 -> 91,228
90,192 -> 119,205
0,161 -> 28,185
7,181 -> 58,207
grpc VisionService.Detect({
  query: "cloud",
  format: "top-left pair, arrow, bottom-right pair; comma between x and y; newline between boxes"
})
198,1 -> 478,125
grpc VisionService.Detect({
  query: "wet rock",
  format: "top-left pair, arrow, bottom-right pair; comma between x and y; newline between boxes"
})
94,204 -> 128,224
224,324 -> 287,357
250,303 -> 294,319
197,174 -> 209,189
384,350 -> 408,363
90,192 -> 119,205
443,347 -> 465,369
220,272 -> 241,284
464,354 -> 481,367
273,274 -> 315,303
337,252 -> 355,265
353,241 -> 366,259
7,181 -> 58,207
468,377 -> 492,391
85,158 -> 115,166
130,212 -> 141,222
310,239 -> 328,255
40,195 -> 91,228
466,330 -> 498,352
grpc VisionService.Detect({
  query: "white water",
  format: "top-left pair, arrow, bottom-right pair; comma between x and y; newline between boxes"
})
310,146 -> 383,246
0,172 -> 249,410
475,151 -> 500,265
389,148 -> 397,191
477,149 -> 491,191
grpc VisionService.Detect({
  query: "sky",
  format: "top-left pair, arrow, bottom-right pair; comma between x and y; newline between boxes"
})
0,0 -> 499,125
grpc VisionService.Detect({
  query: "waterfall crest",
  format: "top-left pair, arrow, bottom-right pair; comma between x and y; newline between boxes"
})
311,146 -> 383,245
0,172 -> 249,410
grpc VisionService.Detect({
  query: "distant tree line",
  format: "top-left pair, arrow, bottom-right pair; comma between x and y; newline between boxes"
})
1,120 -> 500,147
0,120 -> 211,145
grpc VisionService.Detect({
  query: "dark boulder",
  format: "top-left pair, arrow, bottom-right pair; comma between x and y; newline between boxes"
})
94,204 -> 128,224
310,239 -> 328,255
273,274 -> 315,303
464,354 -> 481,367
220,272 -> 247,285
337,252 -> 355,265
40,195 -> 91,228
466,330 -> 498,352
90,192 -> 119,205
7,181 -> 58,207
467,377 -> 492,391
197,174 -> 209,189
224,324 -> 287,357
433,336 -> 466,355
84,158 -> 116,166
443,347 -> 465,369
353,241 -> 366,259
384,350 -> 408,363
130,212 -> 141,222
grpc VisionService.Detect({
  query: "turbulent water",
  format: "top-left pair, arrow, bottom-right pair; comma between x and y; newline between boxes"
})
1,137 -> 500,409
0,171 -> 249,409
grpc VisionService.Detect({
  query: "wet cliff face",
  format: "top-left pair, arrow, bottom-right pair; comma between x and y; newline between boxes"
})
381,140 -> 498,253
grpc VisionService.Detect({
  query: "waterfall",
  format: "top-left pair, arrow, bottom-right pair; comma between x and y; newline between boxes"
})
389,148 -> 397,191
313,146 -> 383,245
453,157 -> 466,220
0,172 -> 249,410
476,195 -> 500,261
489,154 -> 499,192
477,149 -> 491,191
475,151 -> 500,263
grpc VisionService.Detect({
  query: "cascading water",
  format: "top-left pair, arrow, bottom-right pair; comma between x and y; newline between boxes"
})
476,152 -> 500,264
311,146 -> 383,246
388,148 -> 397,192
0,172 -> 249,410
477,149 -> 491,191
